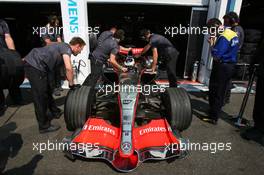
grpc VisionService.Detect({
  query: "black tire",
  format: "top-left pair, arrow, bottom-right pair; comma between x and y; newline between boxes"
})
64,86 -> 94,131
162,88 -> 192,131
241,43 -> 258,55
244,29 -> 262,43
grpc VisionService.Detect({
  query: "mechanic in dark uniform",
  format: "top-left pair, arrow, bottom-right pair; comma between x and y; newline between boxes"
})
223,12 -> 245,104
24,37 -> 85,133
40,16 -> 63,96
83,29 -> 128,87
241,38 -> 264,146
97,26 -> 117,47
40,16 -> 62,45
138,29 -> 179,87
201,18 -> 239,125
0,19 -> 15,50
0,19 -> 22,116
96,26 -> 131,52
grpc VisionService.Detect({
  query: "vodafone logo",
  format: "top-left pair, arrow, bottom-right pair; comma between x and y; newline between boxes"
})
139,127 -> 172,136
83,124 -> 116,136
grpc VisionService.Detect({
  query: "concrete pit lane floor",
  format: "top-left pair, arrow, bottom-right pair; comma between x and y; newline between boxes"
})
0,89 -> 264,175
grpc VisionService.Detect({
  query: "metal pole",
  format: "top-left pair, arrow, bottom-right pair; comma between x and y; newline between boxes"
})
234,64 -> 258,127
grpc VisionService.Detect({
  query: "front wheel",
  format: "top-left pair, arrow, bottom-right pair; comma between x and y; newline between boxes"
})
162,88 -> 192,132
64,86 -> 94,131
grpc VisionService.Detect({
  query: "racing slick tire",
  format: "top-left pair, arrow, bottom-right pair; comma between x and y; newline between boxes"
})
64,86 -> 94,131
162,88 -> 192,132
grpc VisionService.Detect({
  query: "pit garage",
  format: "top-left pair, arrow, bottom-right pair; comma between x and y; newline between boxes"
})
2,0 -> 264,174
87,3 -> 203,77
0,2 -> 61,57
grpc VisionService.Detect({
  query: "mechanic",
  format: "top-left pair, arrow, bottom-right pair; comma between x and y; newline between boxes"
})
201,18 -> 239,125
241,38 -> 264,146
41,15 -> 63,97
40,15 -> 62,45
83,29 -> 129,88
138,29 -> 179,87
97,26 -> 117,47
96,25 -> 131,52
223,12 -> 245,104
24,37 -> 85,134
0,19 -> 23,116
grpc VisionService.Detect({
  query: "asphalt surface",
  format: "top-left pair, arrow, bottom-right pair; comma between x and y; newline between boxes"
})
0,89 -> 264,175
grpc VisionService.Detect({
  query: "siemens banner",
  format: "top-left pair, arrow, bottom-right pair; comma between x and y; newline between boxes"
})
60,0 -> 90,86
68,0 -> 79,33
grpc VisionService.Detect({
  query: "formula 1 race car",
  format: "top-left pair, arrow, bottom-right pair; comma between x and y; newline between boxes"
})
62,48 -> 192,172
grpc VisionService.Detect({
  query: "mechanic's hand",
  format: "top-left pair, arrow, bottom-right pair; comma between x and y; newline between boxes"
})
69,84 -> 81,90
121,67 -> 128,72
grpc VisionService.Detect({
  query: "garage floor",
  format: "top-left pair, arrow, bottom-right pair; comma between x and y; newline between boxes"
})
0,89 -> 264,175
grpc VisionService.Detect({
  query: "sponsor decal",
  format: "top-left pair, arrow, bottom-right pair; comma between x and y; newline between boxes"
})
122,121 -> 131,125
123,115 -> 129,120
83,124 -> 116,136
122,99 -> 132,105
67,0 -> 79,33
121,142 -> 132,152
139,126 -> 172,136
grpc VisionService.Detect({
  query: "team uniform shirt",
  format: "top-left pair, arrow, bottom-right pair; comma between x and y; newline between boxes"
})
97,31 -> 114,47
149,34 -> 178,56
0,20 -> 10,49
211,28 -> 239,63
25,43 -> 72,72
91,37 -> 119,63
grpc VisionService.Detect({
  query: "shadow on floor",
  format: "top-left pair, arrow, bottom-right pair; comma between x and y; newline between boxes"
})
0,122 -> 23,174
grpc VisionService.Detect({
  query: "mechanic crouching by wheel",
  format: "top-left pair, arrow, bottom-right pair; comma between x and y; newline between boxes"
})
24,37 -> 85,134
83,29 -> 128,88
201,18 -> 239,125
138,29 -> 179,87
